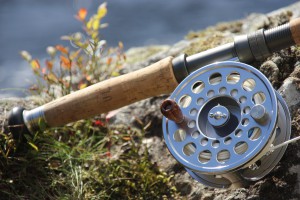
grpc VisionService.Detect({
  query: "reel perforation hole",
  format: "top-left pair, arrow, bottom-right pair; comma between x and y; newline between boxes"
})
200,137 -> 209,146
217,150 -> 230,163
248,127 -> 261,141
192,131 -> 200,139
192,81 -> 205,94
209,73 -> 222,85
241,118 -> 249,126
199,150 -> 212,163
227,72 -> 240,84
163,61 -> 290,188
190,108 -> 198,116
174,129 -> 186,142
188,120 -> 196,128
239,96 -> 247,104
243,106 -> 251,114
212,140 -> 220,148
219,87 -> 227,94
183,143 -> 197,156
230,89 -> 238,97
242,78 -> 256,91
207,90 -> 215,98
252,92 -> 266,104
197,98 -> 205,106
224,137 -> 232,145
234,141 -> 248,155
179,95 -> 192,108
235,129 -> 242,137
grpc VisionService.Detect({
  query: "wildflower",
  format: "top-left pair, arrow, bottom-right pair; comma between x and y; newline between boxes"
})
46,46 -> 56,56
20,50 -> 32,61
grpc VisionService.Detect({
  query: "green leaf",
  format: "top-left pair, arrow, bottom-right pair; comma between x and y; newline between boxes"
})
28,142 -> 39,151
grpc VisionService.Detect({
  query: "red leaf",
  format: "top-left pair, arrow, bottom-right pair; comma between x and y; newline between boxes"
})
93,120 -> 105,127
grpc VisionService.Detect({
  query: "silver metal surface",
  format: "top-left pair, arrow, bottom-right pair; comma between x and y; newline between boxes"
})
162,61 -> 290,188
208,105 -> 230,127
250,104 -> 268,124
23,106 -> 46,134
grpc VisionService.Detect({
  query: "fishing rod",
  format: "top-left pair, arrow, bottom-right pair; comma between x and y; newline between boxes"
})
8,17 -> 300,188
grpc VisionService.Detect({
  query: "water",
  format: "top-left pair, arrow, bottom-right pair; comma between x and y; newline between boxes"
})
0,0 -> 297,97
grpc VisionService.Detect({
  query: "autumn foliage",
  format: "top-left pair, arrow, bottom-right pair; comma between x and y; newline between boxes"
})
20,2 -> 125,98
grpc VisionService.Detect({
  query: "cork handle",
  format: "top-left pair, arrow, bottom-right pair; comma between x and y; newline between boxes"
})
290,18 -> 300,45
43,56 -> 178,127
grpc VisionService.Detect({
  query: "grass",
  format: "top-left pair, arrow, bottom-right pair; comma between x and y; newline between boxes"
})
0,119 -> 178,199
0,3 -> 179,199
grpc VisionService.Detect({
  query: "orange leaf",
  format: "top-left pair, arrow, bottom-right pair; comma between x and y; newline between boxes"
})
45,60 -> 53,70
56,45 -> 68,55
122,136 -> 131,141
75,8 -> 87,21
85,75 -> 92,81
60,56 -> 71,69
106,57 -> 112,65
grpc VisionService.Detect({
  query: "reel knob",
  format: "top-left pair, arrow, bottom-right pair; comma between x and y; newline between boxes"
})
162,61 -> 291,188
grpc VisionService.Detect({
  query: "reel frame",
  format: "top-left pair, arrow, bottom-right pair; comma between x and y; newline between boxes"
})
162,61 -> 291,188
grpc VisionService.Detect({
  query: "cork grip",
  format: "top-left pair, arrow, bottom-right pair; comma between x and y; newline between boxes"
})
290,18 -> 300,45
43,56 -> 178,127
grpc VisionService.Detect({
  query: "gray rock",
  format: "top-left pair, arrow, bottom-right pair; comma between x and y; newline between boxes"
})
279,77 -> 300,112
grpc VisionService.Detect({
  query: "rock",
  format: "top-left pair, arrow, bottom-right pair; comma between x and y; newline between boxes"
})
141,136 -> 177,172
279,77 -> 300,112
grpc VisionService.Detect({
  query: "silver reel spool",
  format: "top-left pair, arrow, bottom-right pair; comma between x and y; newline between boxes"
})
162,61 -> 291,188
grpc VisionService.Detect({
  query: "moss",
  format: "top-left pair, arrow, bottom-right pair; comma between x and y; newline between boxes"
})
183,20 -> 242,56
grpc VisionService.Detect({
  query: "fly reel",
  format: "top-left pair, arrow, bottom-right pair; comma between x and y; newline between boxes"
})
162,61 -> 291,188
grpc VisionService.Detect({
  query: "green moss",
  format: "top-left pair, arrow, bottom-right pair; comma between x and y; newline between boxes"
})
184,20 -> 242,55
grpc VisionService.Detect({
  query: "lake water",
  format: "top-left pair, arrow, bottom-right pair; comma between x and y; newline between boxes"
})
0,0 -> 297,97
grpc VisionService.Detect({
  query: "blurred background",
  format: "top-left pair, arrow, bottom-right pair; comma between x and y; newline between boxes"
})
0,0 -> 297,97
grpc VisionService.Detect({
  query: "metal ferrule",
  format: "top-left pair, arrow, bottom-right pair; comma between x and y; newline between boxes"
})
23,106 -> 46,134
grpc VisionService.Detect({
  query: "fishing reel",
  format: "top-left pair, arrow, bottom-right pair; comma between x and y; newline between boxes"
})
161,61 -> 291,188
